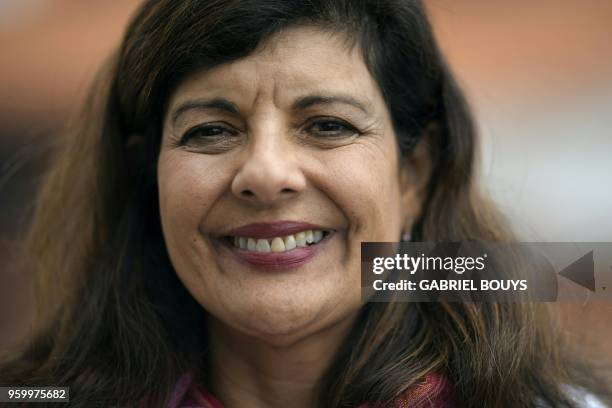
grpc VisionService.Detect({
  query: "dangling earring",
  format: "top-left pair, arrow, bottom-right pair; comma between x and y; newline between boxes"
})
401,221 -> 413,242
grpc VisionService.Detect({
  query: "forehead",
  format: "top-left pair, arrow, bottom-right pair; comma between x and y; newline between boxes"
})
166,26 -> 385,113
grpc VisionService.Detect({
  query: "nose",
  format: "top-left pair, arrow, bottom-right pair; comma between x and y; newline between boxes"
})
231,132 -> 306,205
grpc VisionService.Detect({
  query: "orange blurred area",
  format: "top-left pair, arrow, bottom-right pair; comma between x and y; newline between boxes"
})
1,1 -> 611,124
429,0 -> 612,103
0,0 -> 142,125
1,0 -> 611,368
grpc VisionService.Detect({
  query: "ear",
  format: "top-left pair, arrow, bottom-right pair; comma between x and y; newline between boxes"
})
398,122 -> 439,227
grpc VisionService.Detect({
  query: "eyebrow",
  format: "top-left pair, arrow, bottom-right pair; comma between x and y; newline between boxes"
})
171,93 -> 371,127
292,94 -> 371,114
171,97 -> 239,127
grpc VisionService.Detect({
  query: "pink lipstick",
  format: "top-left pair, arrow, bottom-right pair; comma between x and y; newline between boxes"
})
222,221 -> 334,270
227,221 -> 327,239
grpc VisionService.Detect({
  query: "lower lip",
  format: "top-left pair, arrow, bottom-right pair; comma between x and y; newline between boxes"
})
223,234 -> 333,271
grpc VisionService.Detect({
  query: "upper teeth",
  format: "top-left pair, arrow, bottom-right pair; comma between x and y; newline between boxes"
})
232,230 -> 326,252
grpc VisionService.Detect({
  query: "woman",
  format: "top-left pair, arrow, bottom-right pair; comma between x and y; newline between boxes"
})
1,0 -> 609,407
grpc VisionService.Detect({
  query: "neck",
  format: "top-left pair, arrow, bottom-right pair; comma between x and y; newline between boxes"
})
206,314 -> 357,408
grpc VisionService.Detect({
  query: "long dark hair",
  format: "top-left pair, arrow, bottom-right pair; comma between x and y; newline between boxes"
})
1,1 -> 608,406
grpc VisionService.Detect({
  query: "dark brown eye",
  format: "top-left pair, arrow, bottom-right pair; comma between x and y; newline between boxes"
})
306,119 -> 358,138
181,124 -> 238,144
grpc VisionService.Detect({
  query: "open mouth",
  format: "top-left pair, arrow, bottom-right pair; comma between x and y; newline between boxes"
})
223,229 -> 333,253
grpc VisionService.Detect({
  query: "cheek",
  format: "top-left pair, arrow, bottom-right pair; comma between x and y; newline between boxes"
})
157,151 -> 240,313
158,151 -> 229,217
316,140 -> 403,241
159,154 -> 201,231
157,152 -> 227,265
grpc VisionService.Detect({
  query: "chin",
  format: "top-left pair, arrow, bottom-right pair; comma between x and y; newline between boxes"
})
233,295 -> 334,344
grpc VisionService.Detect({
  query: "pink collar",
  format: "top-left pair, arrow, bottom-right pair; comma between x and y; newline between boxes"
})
167,372 -> 223,408
168,372 -> 455,408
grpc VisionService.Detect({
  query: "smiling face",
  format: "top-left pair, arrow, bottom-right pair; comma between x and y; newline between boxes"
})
158,26 -> 424,344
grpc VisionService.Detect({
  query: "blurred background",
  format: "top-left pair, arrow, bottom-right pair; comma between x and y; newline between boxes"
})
1,0 -> 611,368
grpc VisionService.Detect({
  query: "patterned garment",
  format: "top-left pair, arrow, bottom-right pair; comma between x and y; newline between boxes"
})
168,372 -> 455,408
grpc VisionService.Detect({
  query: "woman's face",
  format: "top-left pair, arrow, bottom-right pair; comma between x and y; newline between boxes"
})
158,26 -> 423,344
